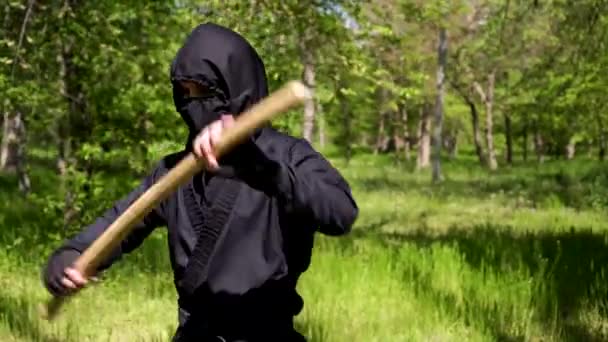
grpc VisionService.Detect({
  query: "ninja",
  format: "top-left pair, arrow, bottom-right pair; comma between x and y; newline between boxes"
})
42,23 -> 358,341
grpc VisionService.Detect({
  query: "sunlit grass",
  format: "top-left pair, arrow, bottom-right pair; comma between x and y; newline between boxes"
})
1,151 -> 608,341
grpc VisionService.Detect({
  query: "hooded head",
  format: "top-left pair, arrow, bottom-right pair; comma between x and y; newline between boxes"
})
170,23 -> 269,145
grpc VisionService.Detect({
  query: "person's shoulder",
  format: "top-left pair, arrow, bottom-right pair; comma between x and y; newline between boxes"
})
260,127 -> 321,162
159,150 -> 189,169
147,150 -> 189,179
261,127 -> 311,151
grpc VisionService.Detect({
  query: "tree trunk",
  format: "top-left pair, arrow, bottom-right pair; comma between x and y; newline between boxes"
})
3,3 -> 10,31
58,25 -> 79,229
393,110 -> 405,153
522,121 -> 528,162
473,71 -> 497,170
1,0 -> 34,194
484,70 -> 497,170
300,46 -> 315,142
374,109 -> 389,154
317,101 -> 325,149
336,79 -> 352,164
565,138 -> 576,160
375,87 -> 391,154
452,81 -> 484,165
448,75 -> 484,165
0,110 -> 31,193
432,27 -> 447,183
598,116 -> 606,161
449,136 -> 458,159
466,104 -> 482,166
400,103 -> 410,161
137,111 -> 151,174
0,112 -> 19,172
534,128 -> 545,164
504,113 -> 513,165
417,104 -> 431,170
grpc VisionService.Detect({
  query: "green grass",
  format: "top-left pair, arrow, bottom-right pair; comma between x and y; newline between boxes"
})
2,151 -> 608,341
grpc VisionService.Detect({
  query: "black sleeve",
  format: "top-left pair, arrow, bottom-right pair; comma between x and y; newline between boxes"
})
235,138 -> 359,236
55,162 -> 168,272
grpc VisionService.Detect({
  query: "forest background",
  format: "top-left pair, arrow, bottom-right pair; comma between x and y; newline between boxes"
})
2,1 -> 608,341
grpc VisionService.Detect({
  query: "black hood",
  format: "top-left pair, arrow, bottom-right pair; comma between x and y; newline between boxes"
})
170,23 -> 269,146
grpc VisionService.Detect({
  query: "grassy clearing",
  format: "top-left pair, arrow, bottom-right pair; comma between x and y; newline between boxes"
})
1,151 -> 608,341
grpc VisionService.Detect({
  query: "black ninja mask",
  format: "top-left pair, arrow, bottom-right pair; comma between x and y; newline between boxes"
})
170,23 -> 270,148
172,82 -> 230,142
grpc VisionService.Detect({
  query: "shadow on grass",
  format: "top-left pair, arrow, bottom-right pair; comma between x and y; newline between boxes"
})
344,152 -> 608,208
359,225 -> 608,341
355,162 -> 608,210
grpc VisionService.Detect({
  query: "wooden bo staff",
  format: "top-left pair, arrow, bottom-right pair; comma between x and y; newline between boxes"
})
39,80 -> 313,321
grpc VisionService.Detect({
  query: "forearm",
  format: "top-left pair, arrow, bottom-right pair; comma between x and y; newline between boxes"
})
60,210 -> 127,271
51,170 -> 166,273
42,164 -> 168,296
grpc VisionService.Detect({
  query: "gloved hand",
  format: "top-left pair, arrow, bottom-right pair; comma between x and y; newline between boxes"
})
42,248 -> 88,297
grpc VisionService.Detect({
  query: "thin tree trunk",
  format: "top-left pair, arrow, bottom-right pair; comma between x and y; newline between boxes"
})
400,103 -> 410,161
432,27 -> 447,183
0,112 -> 17,172
317,102 -> 325,148
0,111 -> 30,193
448,78 -> 484,165
466,101 -> 483,165
473,70 -> 497,170
0,0 -> 35,194
417,104 -> 431,170
534,126 -> 545,164
393,110 -> 405,153
449,136 -> 458,159
0,111 -> 22,173
504,113 -> 513,165
58,17 -> 79,229
0,110 -> 30,194
485,70 -> 497,170
300,45 -> 315,142
3,3 -> 10,31
137,111 -> 151,174
336,78 -> 352,164
249,0 -> 257,18
10,0 -> 35,80
522,122 -> 528,162
15,112 -> 30,194
375,88 -> 391,154
565,137 -> 576,160
597,115 -> 606,161
375,110 -> 389,154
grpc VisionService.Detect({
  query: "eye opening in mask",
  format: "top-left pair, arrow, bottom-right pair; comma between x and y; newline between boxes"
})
177,80 -> 221,100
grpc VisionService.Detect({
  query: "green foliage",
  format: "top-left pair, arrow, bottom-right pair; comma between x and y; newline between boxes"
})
1,1 -> 608,339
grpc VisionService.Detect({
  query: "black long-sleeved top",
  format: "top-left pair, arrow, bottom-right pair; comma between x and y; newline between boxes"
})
51,127 -> 358,325
45,23 -> 358,339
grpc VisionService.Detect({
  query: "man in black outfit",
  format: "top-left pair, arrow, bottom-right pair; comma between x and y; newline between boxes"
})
42,23 -> 358,341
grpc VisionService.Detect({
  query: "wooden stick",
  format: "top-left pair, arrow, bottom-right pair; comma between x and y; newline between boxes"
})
39,80 -> 312,321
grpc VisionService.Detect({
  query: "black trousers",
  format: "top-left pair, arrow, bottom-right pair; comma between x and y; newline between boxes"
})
171,307 -> 307,342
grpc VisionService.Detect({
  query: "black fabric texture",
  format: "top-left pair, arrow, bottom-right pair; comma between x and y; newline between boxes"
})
42,248 -> 81,297
42,23 -> 359,341
179,176 -> 243,296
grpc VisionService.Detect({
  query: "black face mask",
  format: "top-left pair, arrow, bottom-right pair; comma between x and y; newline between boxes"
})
177,96 -> 229,136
